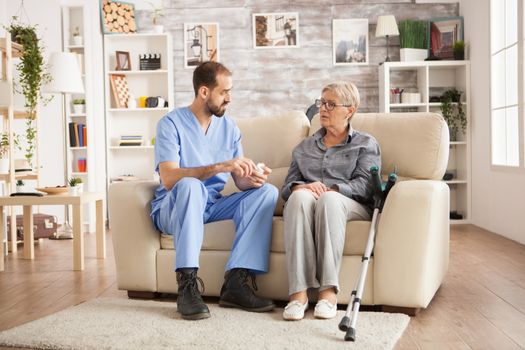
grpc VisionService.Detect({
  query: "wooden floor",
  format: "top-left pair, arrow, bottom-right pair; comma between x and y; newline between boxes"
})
1,225 -> 524,349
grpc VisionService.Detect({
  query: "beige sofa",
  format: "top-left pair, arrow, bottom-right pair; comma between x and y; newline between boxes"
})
109,111 -> 450,314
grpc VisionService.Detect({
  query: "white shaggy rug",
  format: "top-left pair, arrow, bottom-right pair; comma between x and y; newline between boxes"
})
0,298 -> 410,350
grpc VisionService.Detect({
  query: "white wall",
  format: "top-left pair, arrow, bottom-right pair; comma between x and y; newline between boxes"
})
461,0 -> 525,245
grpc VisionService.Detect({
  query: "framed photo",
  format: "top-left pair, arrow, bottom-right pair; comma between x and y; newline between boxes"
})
253,12 -> 299,49
109,74 -> 130,108
115,51 -> 131,70
100,0 -> 138,34
429,16 -> 464,60
332,19 -> 369,66
183,23 -> 219,69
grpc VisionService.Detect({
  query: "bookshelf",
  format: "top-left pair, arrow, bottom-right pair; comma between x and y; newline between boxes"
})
379,61 -> 471,224
103,33 -> 173,184
62,5 -> 89,180
61,4 -> 104,231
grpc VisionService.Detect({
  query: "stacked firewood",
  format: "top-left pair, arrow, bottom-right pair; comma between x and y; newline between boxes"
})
102,0 -> 137,33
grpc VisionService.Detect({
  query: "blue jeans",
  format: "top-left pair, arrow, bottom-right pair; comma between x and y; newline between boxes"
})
153,177 -> 278,273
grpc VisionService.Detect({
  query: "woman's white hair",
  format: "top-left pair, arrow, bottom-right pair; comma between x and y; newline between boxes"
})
322,81 -> 360,117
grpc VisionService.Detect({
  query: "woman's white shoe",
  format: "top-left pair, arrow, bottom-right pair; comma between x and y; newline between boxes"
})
313,299 -> 337,319
283,300 -> 309,321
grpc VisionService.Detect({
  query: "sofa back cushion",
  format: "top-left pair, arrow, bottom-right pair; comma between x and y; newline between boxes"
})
310,112 -> 449,180
234,110 -> 310,168
223,111 -> 310,215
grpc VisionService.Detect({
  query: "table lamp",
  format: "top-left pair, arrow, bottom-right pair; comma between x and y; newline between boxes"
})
376,15 -> 399,64
43,52 -> 84,239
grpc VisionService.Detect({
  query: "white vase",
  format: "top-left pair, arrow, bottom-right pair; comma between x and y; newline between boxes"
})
153,25 -> 164,34
73,36 -> 83,46
400,48 -> 428,62
73,104 -> 85,114
76,183 -> 84,194
68,186 -> 79,196
16,185 -> 26,193
0,158 -> 9,174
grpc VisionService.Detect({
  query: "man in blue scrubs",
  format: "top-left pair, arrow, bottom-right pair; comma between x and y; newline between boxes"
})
151,62 -> 278,320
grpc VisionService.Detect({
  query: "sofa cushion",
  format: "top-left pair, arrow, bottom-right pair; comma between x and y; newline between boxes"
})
310,112 -> 448,180
161,218 -> 371,255
234,110 -> 310,169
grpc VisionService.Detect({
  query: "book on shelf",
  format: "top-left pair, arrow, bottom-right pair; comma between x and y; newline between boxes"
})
78,124 -> 83,147
69,123 -> 87,147
82,124 -> 87,147
120,135 -> 142,140
69,122 -> 77,147
119,135 -> 143,146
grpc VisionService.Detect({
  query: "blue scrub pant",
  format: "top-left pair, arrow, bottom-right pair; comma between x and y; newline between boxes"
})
154,177 -> 278,274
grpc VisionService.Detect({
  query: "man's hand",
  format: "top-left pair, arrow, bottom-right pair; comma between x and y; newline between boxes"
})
222,157 -> 257,178
233,162 -> 272,190
292,181 -> 330,199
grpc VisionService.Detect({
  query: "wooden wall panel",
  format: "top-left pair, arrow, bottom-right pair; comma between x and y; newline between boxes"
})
136,1 -> 458,117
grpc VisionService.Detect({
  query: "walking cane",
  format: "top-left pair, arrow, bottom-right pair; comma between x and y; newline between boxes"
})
338,166 -> 397,341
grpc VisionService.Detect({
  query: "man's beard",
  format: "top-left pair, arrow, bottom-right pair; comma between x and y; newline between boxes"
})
207,100 -> 228,117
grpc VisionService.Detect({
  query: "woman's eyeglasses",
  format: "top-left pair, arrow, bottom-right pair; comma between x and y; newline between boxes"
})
315,99 -> 351,111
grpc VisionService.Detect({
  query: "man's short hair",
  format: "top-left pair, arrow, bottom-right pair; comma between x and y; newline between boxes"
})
193,62 -> 232,97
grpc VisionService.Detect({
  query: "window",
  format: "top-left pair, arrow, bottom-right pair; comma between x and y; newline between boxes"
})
490,0 -> 522,167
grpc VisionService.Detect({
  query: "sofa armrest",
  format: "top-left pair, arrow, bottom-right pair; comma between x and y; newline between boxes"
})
373,180 -> 450,308
109,181 -> 160,292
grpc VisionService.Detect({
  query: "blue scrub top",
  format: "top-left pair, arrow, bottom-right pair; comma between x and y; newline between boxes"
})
150,106 -> 243,217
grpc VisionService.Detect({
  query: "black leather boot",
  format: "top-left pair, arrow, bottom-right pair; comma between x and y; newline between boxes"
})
219,268 -> 275,312
176,270 -> 210,320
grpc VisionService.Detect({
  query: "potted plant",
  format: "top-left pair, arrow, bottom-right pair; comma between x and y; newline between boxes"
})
440,88 -> 466,141
68,177 -> 83,195
72,99 -> 86,114
16,180 -> 26,193
398,20 -> 428,61
0,132 -> 9,174
453,40 -> 465,60
146,1 -> 164,33
6,18 -> 52,169
72,26 -> 83,46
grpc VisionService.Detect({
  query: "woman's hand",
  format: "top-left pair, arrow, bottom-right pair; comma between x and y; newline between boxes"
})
292,181 -> 329,199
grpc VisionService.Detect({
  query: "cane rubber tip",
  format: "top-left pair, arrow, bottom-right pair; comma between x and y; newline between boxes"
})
338,316 -> 350,332
345,328 -> 356,342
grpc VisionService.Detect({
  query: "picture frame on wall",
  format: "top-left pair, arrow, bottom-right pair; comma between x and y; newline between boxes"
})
183,23 -> 220,69
332,19 -> 369,66
115,51 -> 131,70
100,0 -> 138,34
253,12 -> 299,49
429,16 -> 464,60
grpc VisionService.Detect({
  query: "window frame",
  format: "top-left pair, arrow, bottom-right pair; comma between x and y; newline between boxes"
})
489,0 -> 525,170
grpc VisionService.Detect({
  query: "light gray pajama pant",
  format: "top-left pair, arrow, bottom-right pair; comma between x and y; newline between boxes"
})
283,190 -> 371,296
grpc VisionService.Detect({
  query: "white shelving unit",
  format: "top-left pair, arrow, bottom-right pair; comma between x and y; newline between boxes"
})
103,33 -> 173,184
379,61 -> 471,224
1,34 -> 42,258
61,4 -> 99,231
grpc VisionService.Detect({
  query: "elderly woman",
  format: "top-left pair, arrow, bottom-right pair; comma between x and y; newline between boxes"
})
281,82 -> 381,321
